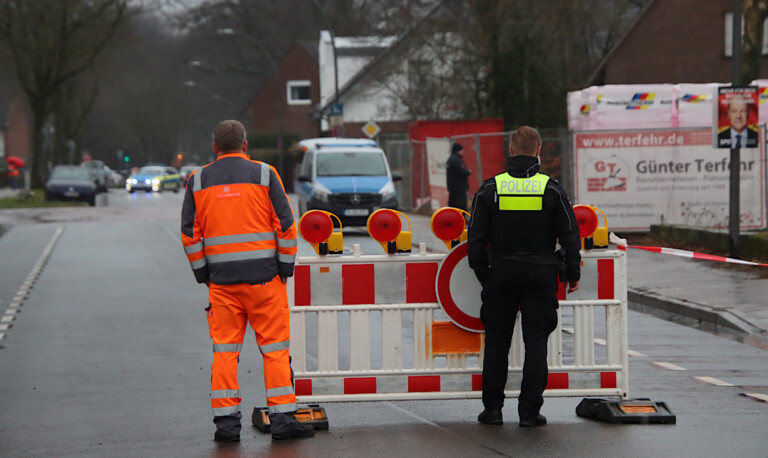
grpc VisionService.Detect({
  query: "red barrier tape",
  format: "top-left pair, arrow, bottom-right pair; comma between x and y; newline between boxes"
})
609,233 -> 768,267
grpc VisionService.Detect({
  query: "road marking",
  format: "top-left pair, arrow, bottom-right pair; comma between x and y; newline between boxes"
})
628,350 -> 647,357
742,393 -> 768,403
385,402 -> 450,432
693,376 -> 734,387
1,226 -> 64,340
653,361 -> 687,371
594,338 -> 606,346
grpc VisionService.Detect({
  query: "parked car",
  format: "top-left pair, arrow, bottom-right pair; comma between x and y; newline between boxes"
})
45,165 -> 97,206
80,160 -> 108,193
104,165 -> 125,188
295,138 -> 401,226
179,165 -> 200,186
126,165 -> 181,193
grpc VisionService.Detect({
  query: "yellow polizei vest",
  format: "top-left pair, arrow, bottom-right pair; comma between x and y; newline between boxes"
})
495,172 -> 550,211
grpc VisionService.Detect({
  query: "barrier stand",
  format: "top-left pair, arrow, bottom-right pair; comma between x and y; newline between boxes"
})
274,207 -> 636,430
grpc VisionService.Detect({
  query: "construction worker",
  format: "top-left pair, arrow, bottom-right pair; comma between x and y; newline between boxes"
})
468,126 -> 581,427
181,120 -> 314,442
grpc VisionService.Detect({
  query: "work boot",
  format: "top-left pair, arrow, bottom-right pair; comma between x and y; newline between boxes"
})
213,412 -> 242,442
519,414 -> 547,427
477,407 -> 503,425
270,412 -> 315,440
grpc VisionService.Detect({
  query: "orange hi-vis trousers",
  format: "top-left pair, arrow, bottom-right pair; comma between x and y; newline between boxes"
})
206,277 -> 297,417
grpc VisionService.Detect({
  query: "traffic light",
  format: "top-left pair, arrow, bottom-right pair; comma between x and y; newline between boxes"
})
124,155 -> 130,163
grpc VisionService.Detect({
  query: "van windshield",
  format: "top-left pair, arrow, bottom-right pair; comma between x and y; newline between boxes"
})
316,152 -> 388,176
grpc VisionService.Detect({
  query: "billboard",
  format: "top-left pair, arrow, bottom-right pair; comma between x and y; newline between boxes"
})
574,128 -> 766,231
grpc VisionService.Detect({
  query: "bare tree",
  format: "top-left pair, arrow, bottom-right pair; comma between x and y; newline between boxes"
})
743,0 -> 768,83
0,0 -> 129,187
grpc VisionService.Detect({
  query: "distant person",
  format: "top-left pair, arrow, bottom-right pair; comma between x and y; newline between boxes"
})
180,120 -> 314,442
718,97 -> 758,148
7,164 -> 20,190
446,142 -> 472,210
468,126 -> 581,427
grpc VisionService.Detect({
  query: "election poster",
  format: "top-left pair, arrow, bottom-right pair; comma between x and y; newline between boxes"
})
714,86 -> 759,149
574,128 -> 766,231
425,137 -> 450,209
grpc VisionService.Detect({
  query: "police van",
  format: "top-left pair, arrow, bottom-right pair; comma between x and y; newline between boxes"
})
295,138 -> 401,226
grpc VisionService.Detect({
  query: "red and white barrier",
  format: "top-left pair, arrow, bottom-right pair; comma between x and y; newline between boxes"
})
288,245 -> 629,403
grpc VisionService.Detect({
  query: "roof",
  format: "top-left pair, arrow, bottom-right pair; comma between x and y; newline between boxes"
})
313,1 -> 448,117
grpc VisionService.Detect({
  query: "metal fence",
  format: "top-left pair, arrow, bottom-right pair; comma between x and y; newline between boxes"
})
380,129 -> 574,213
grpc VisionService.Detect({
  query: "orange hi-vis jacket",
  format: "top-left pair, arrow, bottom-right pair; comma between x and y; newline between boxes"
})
181,153 -> 297,285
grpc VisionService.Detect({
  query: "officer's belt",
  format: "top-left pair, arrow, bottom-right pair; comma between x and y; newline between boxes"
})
492,251 -> 561,265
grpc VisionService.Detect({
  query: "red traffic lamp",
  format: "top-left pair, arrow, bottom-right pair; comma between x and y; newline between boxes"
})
298,210 -> 343,255
367,209 -> 412,254
573,205 -> 609,249
430,207 -> 469,250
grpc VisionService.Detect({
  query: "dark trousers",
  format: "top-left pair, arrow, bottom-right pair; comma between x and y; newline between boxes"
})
448,190 -> 467,211
480,261 -> 559,418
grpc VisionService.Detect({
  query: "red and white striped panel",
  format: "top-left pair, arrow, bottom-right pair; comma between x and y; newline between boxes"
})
294,370 -> 622,400
557,252 -> 624,301
293,261 -> 440,306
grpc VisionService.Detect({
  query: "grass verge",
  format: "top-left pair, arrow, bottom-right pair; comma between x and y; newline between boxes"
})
0,189 -> 89,209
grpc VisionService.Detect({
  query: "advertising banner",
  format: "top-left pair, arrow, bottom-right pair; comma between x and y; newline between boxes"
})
425,137 -> 450,209
714,86 -> 759,149
574,128 -> 766,231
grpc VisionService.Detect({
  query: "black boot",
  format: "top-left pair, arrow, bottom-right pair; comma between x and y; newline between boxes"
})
519,413 -> 547,427
213,412 -> 242,442
477,407 -> 503,425
270,412 -> 315,440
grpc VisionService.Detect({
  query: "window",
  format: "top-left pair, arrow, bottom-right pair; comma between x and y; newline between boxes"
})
724,12 -> 768,56
287,80 -> 311,105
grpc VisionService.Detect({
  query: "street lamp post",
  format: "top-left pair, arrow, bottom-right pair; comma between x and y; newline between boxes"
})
216,28 -> 286,177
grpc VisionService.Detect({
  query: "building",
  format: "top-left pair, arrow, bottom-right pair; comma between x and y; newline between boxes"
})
587,0 -> 768,85
0,97 -> 30,164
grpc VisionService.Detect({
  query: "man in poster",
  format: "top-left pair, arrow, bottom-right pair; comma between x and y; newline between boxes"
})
716,88 -> 759,149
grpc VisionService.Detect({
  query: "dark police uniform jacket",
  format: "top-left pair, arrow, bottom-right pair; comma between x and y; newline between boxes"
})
467,155 -> 581,283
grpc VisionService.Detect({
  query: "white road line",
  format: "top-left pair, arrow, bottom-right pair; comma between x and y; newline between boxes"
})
0,324 -> 10,331
593,338 -> 606,346
562,327 -> 574,334
385,402 -> 450,432
0,333 -> 4,340
742,393 -> 768,403
628,350 -> 647,357
653,361 -> 687,371
1,316 -> 14,323
5,309 -> 19,315
693,376 -> 734,387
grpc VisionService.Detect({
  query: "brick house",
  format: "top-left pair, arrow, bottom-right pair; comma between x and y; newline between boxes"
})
244,41 -> 321,141
588,0 -> 768,85
0,97 -> 31,186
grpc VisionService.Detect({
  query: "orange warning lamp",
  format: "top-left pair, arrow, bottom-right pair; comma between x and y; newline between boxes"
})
367,209 -> 412,254
298,210 -> 343,255
573,205 -> 609,249
430,207 -> 469,250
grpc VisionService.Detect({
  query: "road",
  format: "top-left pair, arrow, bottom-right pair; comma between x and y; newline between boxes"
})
0,189 -> 766,457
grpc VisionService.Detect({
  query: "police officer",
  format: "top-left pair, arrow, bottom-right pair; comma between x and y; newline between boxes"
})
181,120 -> 314,441
468,126 -> 581,427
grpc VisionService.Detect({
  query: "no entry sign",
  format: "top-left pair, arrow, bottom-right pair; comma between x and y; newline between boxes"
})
435,242 -> 484,332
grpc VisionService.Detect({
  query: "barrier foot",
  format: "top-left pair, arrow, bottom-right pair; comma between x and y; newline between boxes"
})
252,404 -> 330,433
576,398 -> 676,424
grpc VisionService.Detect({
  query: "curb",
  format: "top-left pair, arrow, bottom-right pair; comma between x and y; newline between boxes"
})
628,287 -> 767,335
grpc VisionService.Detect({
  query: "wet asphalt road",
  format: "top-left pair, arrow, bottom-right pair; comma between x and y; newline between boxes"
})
0,189 -> 766,457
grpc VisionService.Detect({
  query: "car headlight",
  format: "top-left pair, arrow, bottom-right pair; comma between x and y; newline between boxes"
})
145,178 -> 152,185
311,182 -> 331,203
128,178 -> 137,185
152,178 -> 160,185
379,181 -> 397,201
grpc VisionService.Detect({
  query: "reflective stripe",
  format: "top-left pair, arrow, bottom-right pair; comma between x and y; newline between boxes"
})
184,241 -> 204,255
211,389 -> 240,399
260,340 -> 290,354
268,402 -> 297,414
213,343 -> 243,353
190,257 -> 208,269
204,232 -> 276,247
278,253 -> 296,264
261,164 -> 271,186
495,173 -> 549,211
277,238 -> 298,248
266,385 -> 295,398
192,167 -> 204,192
207,249 -> 276,264
213,405 -> 241,416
